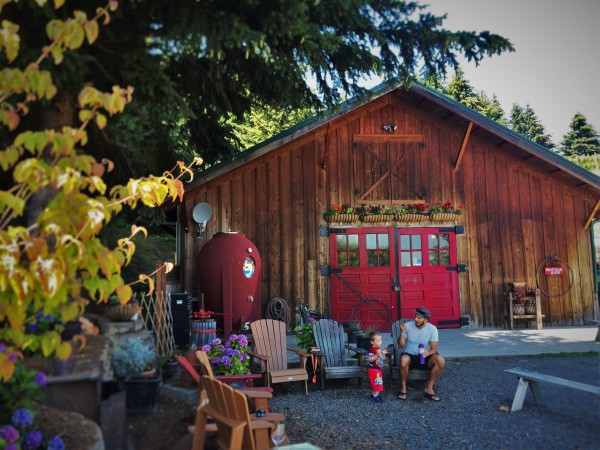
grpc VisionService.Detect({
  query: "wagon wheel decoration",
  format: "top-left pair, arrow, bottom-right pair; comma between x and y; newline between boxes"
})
535,255 -> 575,299
348,297 -> 393,327
332,272 -> 392,327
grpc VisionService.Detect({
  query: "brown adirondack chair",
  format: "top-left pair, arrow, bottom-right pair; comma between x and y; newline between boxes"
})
386,319 -> 430,382
192,376 -> 277,450
312,319 -> 367,390
195,350 -> 274,413
249,319 -> 311,394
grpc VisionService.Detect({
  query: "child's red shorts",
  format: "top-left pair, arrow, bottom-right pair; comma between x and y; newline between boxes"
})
367,367 -> 384,392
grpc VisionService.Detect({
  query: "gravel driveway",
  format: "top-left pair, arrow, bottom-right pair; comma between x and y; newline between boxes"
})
268,354 -> 599,450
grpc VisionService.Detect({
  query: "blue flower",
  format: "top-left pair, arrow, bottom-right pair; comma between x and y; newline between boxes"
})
0,425 -> 20,443
47,436 -> 65,450
11,408 -> 33,428
34,371 -> 48,386
23,430 -> 43,449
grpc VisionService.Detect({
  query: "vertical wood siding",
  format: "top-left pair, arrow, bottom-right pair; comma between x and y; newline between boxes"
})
183,92 -> 597,327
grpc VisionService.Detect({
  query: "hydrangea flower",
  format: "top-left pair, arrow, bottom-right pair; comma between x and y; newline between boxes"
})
11,408 -> 33,428
34,371 -> 48,386
47,436 -> 65,450
0,425 -> 20,443
23,430 -> 43,449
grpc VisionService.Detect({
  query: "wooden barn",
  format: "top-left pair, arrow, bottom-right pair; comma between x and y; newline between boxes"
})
174,82 -> 600,331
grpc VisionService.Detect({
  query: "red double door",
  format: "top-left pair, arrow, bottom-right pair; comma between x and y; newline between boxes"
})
329,226 -> 461,332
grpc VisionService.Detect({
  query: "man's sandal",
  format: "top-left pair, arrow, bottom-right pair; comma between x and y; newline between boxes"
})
424,392 -> 441,402
397,392 -> 407,400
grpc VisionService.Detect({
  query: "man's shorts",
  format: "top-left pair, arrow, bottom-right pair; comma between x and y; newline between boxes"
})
401,352 -> 438,368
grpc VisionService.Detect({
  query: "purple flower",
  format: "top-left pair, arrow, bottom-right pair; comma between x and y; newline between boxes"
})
6,444 -> 18,450
27,323 -> 39,332
23,430 -> 43,449
209,338 -> 221,346
47,436 -> 65,450
239,352 -> 249,360
221,355 -> 231,366
11,408 -> 33,428
238,335 -> 248,346
308,317 -> 315,323
8,352 -> 18,363
0,343 -> 6,352
34,371 -> 48,386
229,334 -> 239,341
0,425 -> 20,443
201,344 -> 211,352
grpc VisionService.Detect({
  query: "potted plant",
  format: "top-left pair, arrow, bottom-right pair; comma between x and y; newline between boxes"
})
395,203 -> 429,222
356,204 -> 395,223
293,317 -> 317,351
356,324 -> 380,351
324,203 -> 358,223
428,200 -> 463,222
110,336 -> 161,416
346,322 -> 362,344
201,334 -> 251,376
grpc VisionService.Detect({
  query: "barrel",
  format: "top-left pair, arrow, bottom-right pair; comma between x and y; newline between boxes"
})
189,319 -> 217,348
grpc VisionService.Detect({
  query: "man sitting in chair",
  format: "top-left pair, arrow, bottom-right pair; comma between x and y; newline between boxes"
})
397,306 -> 446,402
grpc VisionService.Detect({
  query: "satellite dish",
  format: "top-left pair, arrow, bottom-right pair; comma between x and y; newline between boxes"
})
192,203 -> 212,224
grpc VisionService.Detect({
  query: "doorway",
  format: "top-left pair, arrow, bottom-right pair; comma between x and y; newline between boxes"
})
329,226 -> 461,331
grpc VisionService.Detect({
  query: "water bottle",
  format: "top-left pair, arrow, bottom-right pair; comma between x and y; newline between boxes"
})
419,344 -> 425,364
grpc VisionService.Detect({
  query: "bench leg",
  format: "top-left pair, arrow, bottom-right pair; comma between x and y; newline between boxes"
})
510,378 -> 544,412
510,378 -> 529,412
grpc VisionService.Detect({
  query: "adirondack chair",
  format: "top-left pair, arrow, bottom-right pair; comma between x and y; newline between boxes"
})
192,376 -> 278,450
385,319 -> 430,382
195,350 -> 274,413
249,319 -> 311,394
312,319 -> 367,390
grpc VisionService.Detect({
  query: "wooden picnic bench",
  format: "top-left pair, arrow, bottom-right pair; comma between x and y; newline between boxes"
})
505,367 -> 600,412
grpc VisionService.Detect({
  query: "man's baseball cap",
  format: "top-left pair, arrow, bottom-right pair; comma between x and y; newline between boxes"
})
415,307 -> 431,319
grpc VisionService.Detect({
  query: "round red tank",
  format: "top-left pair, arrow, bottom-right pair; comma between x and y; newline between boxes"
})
197,232 -> 261,336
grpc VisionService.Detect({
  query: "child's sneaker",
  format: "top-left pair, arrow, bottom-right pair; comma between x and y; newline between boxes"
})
370,394 -> 383,403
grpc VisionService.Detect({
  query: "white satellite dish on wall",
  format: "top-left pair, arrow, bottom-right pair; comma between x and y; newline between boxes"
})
192,203 -> 212,238
192,203 -> 212,223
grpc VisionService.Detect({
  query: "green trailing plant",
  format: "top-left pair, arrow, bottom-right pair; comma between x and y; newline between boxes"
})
325,203 -> 354,215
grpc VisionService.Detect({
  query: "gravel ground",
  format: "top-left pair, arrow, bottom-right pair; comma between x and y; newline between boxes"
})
267,354 -> 599,450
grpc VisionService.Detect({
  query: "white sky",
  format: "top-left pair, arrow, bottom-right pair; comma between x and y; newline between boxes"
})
421,0 -> 600,143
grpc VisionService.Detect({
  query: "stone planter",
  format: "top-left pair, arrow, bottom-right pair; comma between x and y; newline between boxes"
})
125,374 -> 162,416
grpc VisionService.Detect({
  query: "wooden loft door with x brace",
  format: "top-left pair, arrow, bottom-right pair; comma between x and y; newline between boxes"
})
352,133 -> 425,206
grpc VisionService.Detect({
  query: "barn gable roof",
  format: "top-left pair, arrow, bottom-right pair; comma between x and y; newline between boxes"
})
188,81 -> 599,198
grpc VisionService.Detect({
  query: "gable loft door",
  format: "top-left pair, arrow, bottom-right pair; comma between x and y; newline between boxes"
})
329,227 -> 461,330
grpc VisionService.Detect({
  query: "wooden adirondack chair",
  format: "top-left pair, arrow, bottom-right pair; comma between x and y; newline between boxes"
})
249,319 -> 311,394
386,319 -> 430,382
192,376 -> 277,450
195,350 -> 274,413
312,319 -> 367,390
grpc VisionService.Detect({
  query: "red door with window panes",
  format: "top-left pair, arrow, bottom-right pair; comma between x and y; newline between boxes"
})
329,227 -> 460,330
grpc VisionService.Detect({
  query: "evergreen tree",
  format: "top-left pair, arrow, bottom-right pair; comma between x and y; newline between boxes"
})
560,113 -> 600,157
3,0 -> 514,174
509,104 -> 555,149
445,69 -> 506,125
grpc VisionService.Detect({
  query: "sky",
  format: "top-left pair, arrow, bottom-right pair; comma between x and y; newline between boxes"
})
421,0 -> 600,144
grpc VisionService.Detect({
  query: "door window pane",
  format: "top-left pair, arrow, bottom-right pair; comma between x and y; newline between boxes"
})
411,235 -> 421,249
336,234 -> 359,267
428,234 -> 439,249
412,251 -> 423,266
400,235 -> 410,250
366,233 -> 390,267
401,251 -> 412,267
440,233 -> 450,249
440,250 -> 450,265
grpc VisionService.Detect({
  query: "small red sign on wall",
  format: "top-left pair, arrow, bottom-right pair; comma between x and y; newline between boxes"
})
545,266 -> 564,276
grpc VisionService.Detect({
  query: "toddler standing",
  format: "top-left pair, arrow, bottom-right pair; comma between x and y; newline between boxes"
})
367,332 -> 388,403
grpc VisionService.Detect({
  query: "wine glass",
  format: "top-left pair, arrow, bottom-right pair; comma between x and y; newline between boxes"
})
271,422 -> 286,448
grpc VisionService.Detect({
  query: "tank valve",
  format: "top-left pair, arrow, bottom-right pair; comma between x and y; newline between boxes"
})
247,295 -> 254,302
